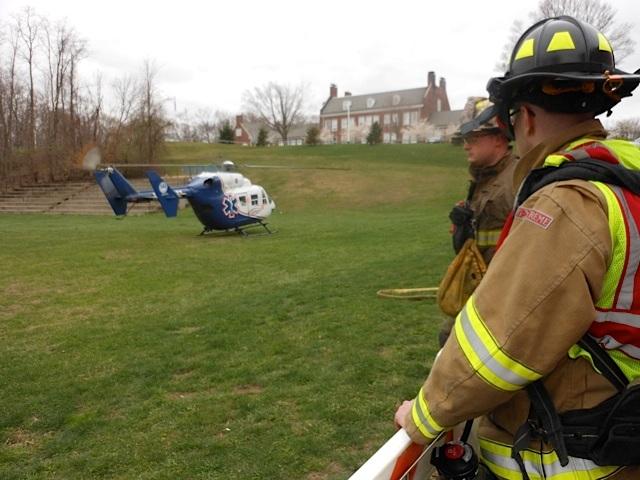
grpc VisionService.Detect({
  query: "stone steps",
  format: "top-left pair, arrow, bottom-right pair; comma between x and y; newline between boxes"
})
0,178 -> 175,215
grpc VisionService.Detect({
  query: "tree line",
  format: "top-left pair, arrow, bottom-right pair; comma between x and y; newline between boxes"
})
0,7 -> 169,191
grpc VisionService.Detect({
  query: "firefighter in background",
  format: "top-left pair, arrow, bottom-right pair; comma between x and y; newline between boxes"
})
450,97 -> 518,264
395,16 -> 640,479
438,99 -> 518,347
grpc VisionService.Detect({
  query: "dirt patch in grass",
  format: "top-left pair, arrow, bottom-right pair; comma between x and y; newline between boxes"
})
232,384 -> 263,395
171,369 -> 195,381
4,428 -> 52,449
172,326 -> 202,335
166,391 -> 198,401
306,461 -> 344,479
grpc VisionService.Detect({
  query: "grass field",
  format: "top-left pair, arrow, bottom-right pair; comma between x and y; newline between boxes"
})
1,143 -> 468,479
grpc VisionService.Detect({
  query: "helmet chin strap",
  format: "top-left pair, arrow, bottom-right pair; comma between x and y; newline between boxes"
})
494,102 -> 515,141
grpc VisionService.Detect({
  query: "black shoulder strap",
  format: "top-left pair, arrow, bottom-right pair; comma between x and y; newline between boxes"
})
517,157 -> 640,208
578,334 -> 628,391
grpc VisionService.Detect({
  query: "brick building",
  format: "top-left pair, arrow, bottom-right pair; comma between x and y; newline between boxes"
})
234,115 -> 309,146
319,71 -> 462,144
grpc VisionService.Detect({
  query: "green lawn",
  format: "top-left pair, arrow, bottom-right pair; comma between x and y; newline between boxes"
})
1,143 -> 468,479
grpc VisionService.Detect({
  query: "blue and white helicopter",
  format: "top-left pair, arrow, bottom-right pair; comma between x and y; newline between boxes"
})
94,160 -> 276,235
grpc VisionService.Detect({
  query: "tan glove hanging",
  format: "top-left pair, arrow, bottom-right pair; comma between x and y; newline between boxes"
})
437,239 -> 487,317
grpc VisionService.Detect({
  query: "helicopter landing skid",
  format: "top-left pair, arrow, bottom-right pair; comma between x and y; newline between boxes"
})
236,221 -> 276,237
199,221 -> 276,237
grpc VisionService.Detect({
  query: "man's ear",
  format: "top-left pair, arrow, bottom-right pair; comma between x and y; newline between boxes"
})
522,104 -> 536,137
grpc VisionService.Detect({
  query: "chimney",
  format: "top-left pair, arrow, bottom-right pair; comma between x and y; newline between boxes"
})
345,91 -> 352,96
439,77 -> 446,91
235,114 -> 243,126
330,84 -> 338,98
428,71 -> 435,87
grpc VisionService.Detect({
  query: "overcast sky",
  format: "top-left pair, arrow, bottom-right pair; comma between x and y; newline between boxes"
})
2,0 -> 640,125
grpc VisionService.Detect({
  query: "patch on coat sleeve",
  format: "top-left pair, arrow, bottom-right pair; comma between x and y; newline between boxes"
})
515,206 -> 554,229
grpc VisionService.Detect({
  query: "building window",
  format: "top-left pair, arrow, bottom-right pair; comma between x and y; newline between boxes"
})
359,116 -> 369,126
437,98 -> 442,112
366,97 -> 376,108
360,115 -> 374,126
235,128 -> 242,137
402,132 -> 417,144
403,111 -> 418,126
383,132 -> 390,143
326,119 -> 338,132
391,113 -> 398,124
390,132 -> 397,143
342,117 -> 354,130
392,94 -> 401,106
384,114 -> 390,125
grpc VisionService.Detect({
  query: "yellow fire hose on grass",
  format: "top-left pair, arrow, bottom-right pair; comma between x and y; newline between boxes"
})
376,287 -> 438,301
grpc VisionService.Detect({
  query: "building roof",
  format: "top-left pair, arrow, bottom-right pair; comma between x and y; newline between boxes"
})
429,109 -> 464,127
321,87 -> 429,115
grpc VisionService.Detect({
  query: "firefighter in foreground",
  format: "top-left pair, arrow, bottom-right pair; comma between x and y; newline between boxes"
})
396,16 -> 640,479
438,99 -> 518,346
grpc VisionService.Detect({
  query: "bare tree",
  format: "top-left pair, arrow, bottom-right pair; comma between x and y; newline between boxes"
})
0,23 -> 19,156
609,118 -> 640,140
86,71 -> 104,143
133,60 -> 168,163
16,6 -> 39,148
0,6 -> 178,191
497,0 -> 634,72
242,82 -> 305,142
194,107 -> 217,143
67,35 -> 87,148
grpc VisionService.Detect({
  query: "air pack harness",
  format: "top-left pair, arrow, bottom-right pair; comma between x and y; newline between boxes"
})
510,157 -> 640,479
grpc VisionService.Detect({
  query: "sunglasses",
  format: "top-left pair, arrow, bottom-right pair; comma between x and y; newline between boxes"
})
508,105 -> 535,127
463,132 -> 495,145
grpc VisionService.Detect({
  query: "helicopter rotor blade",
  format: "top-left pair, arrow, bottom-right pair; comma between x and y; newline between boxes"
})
81,146 -> 102,171
240,164 -> 349,171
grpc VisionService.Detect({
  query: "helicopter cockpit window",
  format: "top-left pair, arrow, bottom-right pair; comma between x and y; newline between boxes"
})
262,190 -> 268,205
204,178 -> 213,188
251,194 -> 259,206
239,195 -> 247,205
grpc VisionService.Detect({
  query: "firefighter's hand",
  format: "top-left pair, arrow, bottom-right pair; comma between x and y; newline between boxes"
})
394,400 -> 414,429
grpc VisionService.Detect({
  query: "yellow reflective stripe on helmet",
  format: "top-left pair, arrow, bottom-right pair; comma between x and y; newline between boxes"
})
598,32 -> 613,53
454,298 -> 542,392
546,31 -> 576,52
410,387 -> 443,439
476,229 -> 502,247
590,181 -> 627,309
479,437 -> 620,480
514,38 -> 535,60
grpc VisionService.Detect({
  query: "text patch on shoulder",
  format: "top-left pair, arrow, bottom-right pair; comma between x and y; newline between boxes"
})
515,206 -> 554,229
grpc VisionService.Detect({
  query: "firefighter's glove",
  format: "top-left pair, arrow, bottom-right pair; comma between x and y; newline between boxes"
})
449,204 -> 474,226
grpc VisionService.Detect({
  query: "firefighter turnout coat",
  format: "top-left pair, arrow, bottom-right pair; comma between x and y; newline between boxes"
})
469,149 -> 518,265
404,119 -> 640,479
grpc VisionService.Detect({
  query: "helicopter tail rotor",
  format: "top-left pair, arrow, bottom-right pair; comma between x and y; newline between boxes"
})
146,171 -> 179,217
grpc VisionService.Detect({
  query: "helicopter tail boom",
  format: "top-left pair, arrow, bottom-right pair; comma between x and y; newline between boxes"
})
146,171 -> 179,217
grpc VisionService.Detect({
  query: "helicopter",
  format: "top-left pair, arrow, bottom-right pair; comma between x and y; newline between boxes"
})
94,160 -> 276,235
